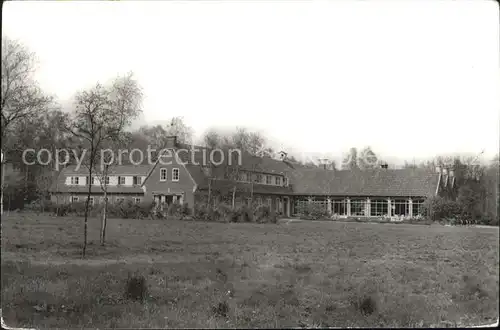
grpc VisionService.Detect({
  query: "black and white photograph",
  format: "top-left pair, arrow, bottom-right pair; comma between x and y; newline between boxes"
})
1,0 -> 499,328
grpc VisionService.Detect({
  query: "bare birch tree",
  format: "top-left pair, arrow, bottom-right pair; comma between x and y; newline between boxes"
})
67,72 -> 142,258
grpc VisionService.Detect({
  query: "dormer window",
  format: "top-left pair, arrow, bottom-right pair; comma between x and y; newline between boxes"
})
275,176 -> 281,186
71,177 -> 79,185
118,176 -> 126,185
283,177 -> 288,187
255,174 -> 262,183
266,175 -> 272,185
160,168 -> 167,181
172,168 -> 180,181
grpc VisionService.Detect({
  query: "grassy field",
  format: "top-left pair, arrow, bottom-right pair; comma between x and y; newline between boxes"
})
1,213 -> 498,328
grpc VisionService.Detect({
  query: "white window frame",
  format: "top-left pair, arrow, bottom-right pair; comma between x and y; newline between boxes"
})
134,197 -> 142,204
275,176 -> 281,186
118,176 -> 126,185
172,168 -> 179,182
71,196 -> 79,203
160,168 -> 167,181
133,176 -> 142,185
91,176 -> 96,185
88,197 -> 94,206
267,198 -> 272,207
71,176 -> 79,185
284,177 -> 288,187
104,176 -> 110,185
276,197 -> 281,212
256,197 -> 262,206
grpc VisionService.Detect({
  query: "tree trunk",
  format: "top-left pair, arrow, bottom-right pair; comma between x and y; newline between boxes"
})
100,166 -> 109,246
83,156 -> 94,258
232,186 -> 236,210
208,178 -> 212,205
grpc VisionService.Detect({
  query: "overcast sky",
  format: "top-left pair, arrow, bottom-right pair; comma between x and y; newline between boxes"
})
3,0 -> 499,165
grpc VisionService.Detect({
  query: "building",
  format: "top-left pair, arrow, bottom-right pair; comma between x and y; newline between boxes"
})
49,136 -> 451,218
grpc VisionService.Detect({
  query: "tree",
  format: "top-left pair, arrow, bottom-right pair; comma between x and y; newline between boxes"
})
67,72 -> 142,258
1,37 -> 53,147
341,147 -> 358,170
358,146 -> 378,170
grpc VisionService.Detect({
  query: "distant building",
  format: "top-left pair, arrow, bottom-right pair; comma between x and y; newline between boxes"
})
49,136 -> 451,218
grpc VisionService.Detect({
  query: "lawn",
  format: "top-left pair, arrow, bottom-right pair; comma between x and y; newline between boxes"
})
1,213 -> 498,328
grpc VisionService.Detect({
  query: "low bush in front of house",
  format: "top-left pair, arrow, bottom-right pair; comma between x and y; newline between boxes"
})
192,202 -> 277,224
295,203 -> 330,221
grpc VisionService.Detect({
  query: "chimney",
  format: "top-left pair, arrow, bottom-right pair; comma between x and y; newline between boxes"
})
165,136 -> 178,149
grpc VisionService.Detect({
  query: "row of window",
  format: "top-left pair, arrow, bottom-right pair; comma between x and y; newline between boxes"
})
294,198 -> 425,217
160,168 -> 179,182
69,176 -> 143,185
71,196 -> 142,205
235,171 -> 288,187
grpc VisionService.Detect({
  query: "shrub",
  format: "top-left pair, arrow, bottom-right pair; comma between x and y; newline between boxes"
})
297,203 -> 329,220
124,275 -> 148,301
194,202 -> 212,221
215,203 -> 233,222
421,196 -> 461,221
254,205 -> 277,223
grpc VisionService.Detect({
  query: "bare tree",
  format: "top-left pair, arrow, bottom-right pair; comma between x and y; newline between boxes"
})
67,72 -> 142,258
1,37 -> 53,146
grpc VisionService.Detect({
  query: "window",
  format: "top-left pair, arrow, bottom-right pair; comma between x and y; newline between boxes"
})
160,168 -> 167,181
333,199 -> 347,215
350,199 -> 366,216
91,176 -> 96,185
283,177 -> 288,187
134,197 -> 142,204
276,198 -> 281,212
86,176 -> 90,185
133,176 -> 142,185
172,168 -> 179,181
104,176 -> 110,185
116,197 -> 125,203
412,199 -> 425,216
101,196 -> 108,203
71,177 -> 79,185
394,199 -> 409,216
370,199 -> 388,216
88,197 -> 94,206
275,176 -> 281,186
118,176 -> 126,185
256,197 -> 262,205
71,196 -> 79,203
246,198 -> 252,207
267,198 -> 272,207
254,174 -> 262,183
266,175 -> 272,185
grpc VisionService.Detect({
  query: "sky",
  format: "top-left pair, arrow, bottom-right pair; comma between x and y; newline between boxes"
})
3,0 -> 499,165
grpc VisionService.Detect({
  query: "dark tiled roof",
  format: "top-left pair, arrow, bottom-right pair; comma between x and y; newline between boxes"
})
287,168 -> 439,197
49,143 -> 440,198
61,164 -> 151,175
197,179 -> 294,195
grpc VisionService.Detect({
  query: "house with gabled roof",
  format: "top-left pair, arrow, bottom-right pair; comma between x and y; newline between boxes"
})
50,135 -> 454,218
